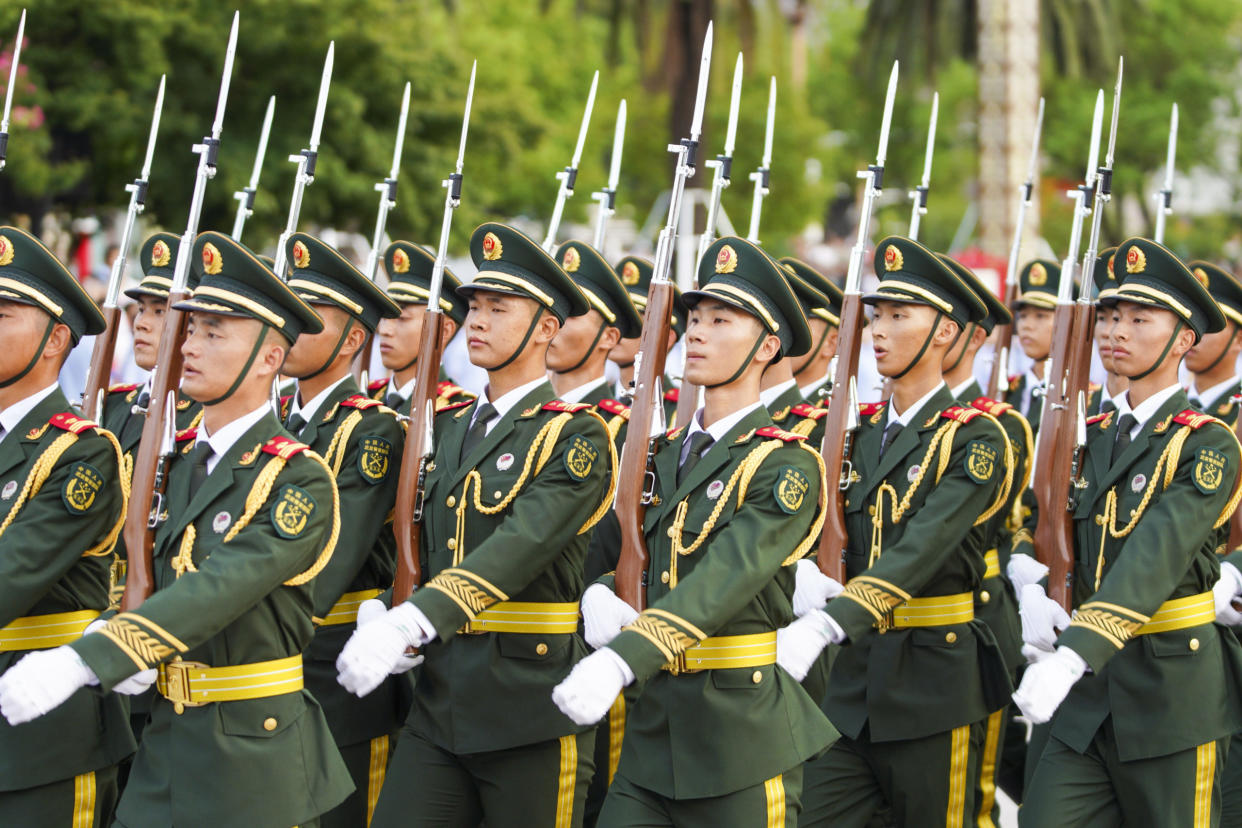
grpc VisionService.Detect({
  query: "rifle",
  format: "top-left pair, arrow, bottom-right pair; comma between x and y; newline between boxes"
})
1153,102 -> 1178,244
615,22 -> 712,610
907,91 -> 938,241
355,82 -> 412,385
231,95 -> 275,242
0,8 -> 26,172
271,41 -> 334,279
542,71 -> 598,253
745,76 -> 776,244
590,99 -> 626,251
392,61 -> 476,605
814,61 -> 899,581
82,75 -> 166,420
121,12 -> 240,611
986,96 -> 1045,399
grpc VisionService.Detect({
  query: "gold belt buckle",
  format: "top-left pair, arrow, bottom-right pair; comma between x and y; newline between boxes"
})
161,658 -> 208,713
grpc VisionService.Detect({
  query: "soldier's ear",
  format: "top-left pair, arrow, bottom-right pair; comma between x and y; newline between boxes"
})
43,321 -> 74,366
439,316 -> 458,348
932,316 -> 960,346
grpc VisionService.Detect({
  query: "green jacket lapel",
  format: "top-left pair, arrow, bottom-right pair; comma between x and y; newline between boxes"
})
448,382 -> 555,489
1093,391 -> 1188,497
670,407 -> 772,504
299,378 -> 359,447
860,386 -> 953,501
0,388 -> 72,480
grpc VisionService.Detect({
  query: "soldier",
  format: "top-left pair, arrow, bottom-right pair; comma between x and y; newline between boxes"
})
0,227 -> 135,826
759,266 -> 833,426
1017,238 -> 1242,826
607,255 -> 686,417
371,241 -> 473,416
1007,259 -> 1067,432
0,230 -> 355,827
1185,261 -> 1242,425
777,236 -> 1012,827
336,223 -> 615,828
553,236 -> 836,826
279,233 -> 409,828
1091,248 -> 1127,415
781,259 -> 843,406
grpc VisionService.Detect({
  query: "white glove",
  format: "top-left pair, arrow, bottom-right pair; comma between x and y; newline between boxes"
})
1019,583 -> 1070,653
1012,646 -> 1087,724
84,618 -> 108,636
0,646 -> 98,725
776,610 -> 844,681
792,559 -> 845,618
552,648 -> 635,726
1214,562 -> 1242,627
1021,643 -> 1056,666
113,669 -> 158,696
581,584 -> 639,650
336,602 -> 432,697
1007,553 -> 1049,592
357,598 -> 424,674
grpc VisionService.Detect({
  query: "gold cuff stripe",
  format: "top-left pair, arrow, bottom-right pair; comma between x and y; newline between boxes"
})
473,273 -> 555,307
625,613 -> 699,663
191,286 -> 286,328
644,608 -> 708,641
983,548 -> 1001,580
0,277 -> 64,316
1068,607 -> 1143,650
876,281 -> 953,314
289,279 -> 364,315
700,283 -> 780,332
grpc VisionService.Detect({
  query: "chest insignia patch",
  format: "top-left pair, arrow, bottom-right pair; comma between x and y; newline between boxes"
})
706,479 -> 724,500
774,465 -> 810,514
358,435 -> 392,484
1131,474 -> 1146,493
496,452 -> 515,471
1194,448 -> 1228,495
62,463 -> 103,513
564,435 -> 598,481
1,480 -> 15,500
213,511 -> 232,534
271,484 -> 316,538
907,465 -> 921,483
965,440 -> 997,484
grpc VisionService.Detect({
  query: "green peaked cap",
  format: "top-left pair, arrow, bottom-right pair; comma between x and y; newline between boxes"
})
285,233 -> 400,332
383,240 -> 468,326
462,222 -> 588,322
555,240 -> 643,338
614,255 -> 688,337
865,236 -> 987,327
0,226 -> 105,340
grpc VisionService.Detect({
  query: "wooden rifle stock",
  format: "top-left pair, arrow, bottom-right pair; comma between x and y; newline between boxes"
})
615,281 -> 676,610
815,292 -> 863,581
391,309 -> 446,604
81,306 -> 121,420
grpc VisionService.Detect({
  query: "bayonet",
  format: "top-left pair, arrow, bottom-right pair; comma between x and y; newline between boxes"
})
745,76 -> 777,243
1154,102 -> 1178,244
1080,57 -> 1123,302
542,70 -> 598,252
0,9 -> 27,171
363,81 -> 411,281
1059,90 -> 1104,302
591,99 -> 626,250
696,52 -> 743,262
232,95 -> 275,241
907,91 -> 939,241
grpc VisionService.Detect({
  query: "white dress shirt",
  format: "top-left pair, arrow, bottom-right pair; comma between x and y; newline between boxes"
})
0,382 -> 58,444
194,403 -> 272,474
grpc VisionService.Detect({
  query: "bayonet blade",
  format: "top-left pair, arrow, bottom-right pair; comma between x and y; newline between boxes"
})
309,41 -> 334,150
1085,90 -> 1104,185
211,11 -> 240,140
570,70 -> 598,170
390,81 -> 411,180
724,52 -> 742,157
1163,102 -> 1179,193
689,22 -> 713,140
455,60 -> 476,175
876,61 -> 899,167
761,75 -> 776,167
607,99 -> 626,191
919,92 -> 939,187
1104,57 -> 1123,169
1025,97 -> 1046,186
140,75 -> 166,180
1,9 -> 26,136
249,96 -> 275,191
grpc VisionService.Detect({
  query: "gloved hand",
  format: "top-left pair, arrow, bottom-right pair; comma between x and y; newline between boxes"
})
581,584 -> 639,650
1021,643 -> 1056,666
1019,583 -> 1070,653
84,618 -> 108,636
0,646 -> 98,725
113,669 -> 158,696
1007,553 -> 1049,592
1214,562 -> 1242,626
791,559 -> 845,618
357,598 -> 424,674
336,601 -> 432,697
1012,646 -> 1087,724
552,648 -> 635,726
776,610 -> 844,681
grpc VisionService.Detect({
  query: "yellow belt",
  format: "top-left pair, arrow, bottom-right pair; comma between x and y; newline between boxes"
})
983,548 -> 1001,580
1136,593 -> 1215,635
0,610 -> 99,651
664,632 -> 778,674
891,593 -> 974,628
463,601 -> 580,634
157,655 -> 303,713
319,589 -> 384,626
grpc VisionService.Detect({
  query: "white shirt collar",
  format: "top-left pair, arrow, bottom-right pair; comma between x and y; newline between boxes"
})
1190,375 -> 1239,407
471,375 -> 548,433
799,375 -> 829,399
951,377 -> 978,400
886,382 -> 946,429
289,375 -> 350,430
681,400 -> 763,463
387,375 -> 416,403
1114,383 -> 1182,437
0,382 -> 59,441
195,403 -> 272,474
558,376 -> 610,405
760,378 -> 799,408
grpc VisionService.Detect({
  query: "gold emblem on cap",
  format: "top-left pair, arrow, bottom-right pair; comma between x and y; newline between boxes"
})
151,240 -> 171,268
562,246 -> 581,273
1106,254 -> 1116,280
883,245 -> 903,272
392,248 -> 410,274
1194,267 -> 1210,289
621,261 -> 640,286
201,242 -> 223,276
292,240 -> 311,269
482,232 -> 503,261
0,235 -> 12,268
1029,262 -> 1047,286
716,244 -> 738,274
1126,246 -> 1146,274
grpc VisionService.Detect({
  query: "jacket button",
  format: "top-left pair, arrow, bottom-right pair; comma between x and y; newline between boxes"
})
868,505 -> 875,516
447,538 -> 457,551
446,495 -> 456,508
536,643 -> 548,656
660,571 -> 670,584
945,632 -> 957,644
493,490 -> 503,500
979,590 -> 991,604
844,499 -> 850,508
667,527 -> 676,538
1190,638 -> 1200,652
426,462 -> 436,472
263,717 -> 277,731
751,670 -> 762,684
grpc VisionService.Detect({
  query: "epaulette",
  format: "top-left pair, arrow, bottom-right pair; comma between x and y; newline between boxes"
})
542,400 -> 591,413
1086,412 -> 1112,427
755,425 -> 807,442
368,378 -> 388,395
1008,374 -> 1021,391
941,405 -> 982,424
340,394 -> 383,410
175,426 -> 198,442
791,403 -> 828,420
261,434 -> 310,459
859,402 -> 886,417
436,380 -> 468,398
48,412 -> 99,435
664,388 -> 679,403
970,396 -> 1012,416
107,382 -> 140,394
1174,409 -> 1220,429
666,425 -> 686,440
436,398 -> 474,415
597,398 -> 630,417
1088,382 -> 1102,393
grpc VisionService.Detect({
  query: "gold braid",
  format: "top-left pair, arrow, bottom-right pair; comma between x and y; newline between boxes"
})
83,427 -> 129,557
579,409 -> 618,534
869,421 -> 961,566
283,450 -> 341,585
0,431 -> 80,540
971,412 -> 1013,528
784,442 -> 829,565
1206,421 -> 1242,530
322,410 -> 364,475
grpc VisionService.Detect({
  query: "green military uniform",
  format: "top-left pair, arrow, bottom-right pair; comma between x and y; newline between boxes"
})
0,227 -> 135,827
1021,237 -> 1242,827
369,223 -> 614,828
71,232 -> 354,827
281,233 -> 410,827
800,237 -> 1013,828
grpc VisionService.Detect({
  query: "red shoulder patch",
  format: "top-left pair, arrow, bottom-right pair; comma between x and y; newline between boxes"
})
175,427 -> 198,442
1174,409 -> 1217,429
367,378 -> 388,395
340,394 -> 382,410
436,399 -> 474,415
597,398 -> 630,416
48,412 -> 98,435
107,382 -> 140,394
262,434 -> 310,459
664,388 -> 679,403
859,402 -> 886,416
543,400 -> 591,413
1086,412 -> 1112,427
942,405 -> 982,424
791,403 -> 828,420
971,396 -> 1012,415
666,425 -> 686,440
756,425 -> 808,443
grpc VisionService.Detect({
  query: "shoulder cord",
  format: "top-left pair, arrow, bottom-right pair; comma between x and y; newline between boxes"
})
869,420 -> 961,566
1006,409 -> 1036,532
972,412 -> 1015,528
322,409 -> 364,475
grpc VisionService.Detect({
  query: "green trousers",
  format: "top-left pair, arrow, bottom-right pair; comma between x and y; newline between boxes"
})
371,728 -> 595,828
320,732 -> 396,828
1022,721 -> 1228,827
1221,731 -> 1242,827
0,764 -> 119,828
598,763 -> 802,828
800,720 -> 985,828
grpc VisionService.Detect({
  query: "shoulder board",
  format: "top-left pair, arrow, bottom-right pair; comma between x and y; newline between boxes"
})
262,435 -> 310,459
340,394 -> 382,411
597,398 -> 630,417
107,382 -> 140,394
436,398 -> 474,414
791,403 -> 828,420
1008,374 -> 1021,390
942,405 -> 982,424
859,402 -> 886,416
48,412 -> 98,435
1089,382 -> 1101,392
755,425 -> 807,443
367,379 -> 388,398
970,396 -> 1012,415
435,380 -> 469,398
175,426 -> 198,443
279,394 -> 294,409
666,425 -> 686,440
664,388 -> 679,403
543,400 -> 591,413
1086,412 -> 1112,427
1174,409 -> 1220,430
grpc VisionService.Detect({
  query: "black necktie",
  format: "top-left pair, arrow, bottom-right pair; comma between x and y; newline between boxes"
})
459,403 -> 497,463
189,442 -> 213,495
678,431 -> 714,486
285,412 -> 306,435
880,421 -> 904,457
385,393 -> 404,410
133,390 -> 151,412
1112,414 -> 1137,465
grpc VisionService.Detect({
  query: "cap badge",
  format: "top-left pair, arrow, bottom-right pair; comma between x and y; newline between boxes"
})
621,260 -> 640,286
1126,246 -> 1146,274
1106,253 -> 1116,279
1029,262 -> 1047,286
201,242 -> 223,275
1193,267 -> 1210,289
0,235 -> 12,268
151,239 -> 171,268
392,247 -> 410,274
716,244 -> 738,274
562,246 -> 581,273
292,240 -> 311,269
482,232 -> 503,261
883,244 -> 903,272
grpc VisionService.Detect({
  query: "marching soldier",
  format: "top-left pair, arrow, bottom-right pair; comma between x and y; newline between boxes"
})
0,231 -> 355,827
777,237 -> 1012,827
781,259 -> 843,407
1007,259 -> 1067,432
759,266 -> 833,426
553,236 -> 837,826
370,241 -> 473,416
607,255 -> 687,417
0,228 -> 135,826
336,223 -> 615,828
1016,238 -> 1242,826
279,233 -> 409,828
1185,261 -> 1242,425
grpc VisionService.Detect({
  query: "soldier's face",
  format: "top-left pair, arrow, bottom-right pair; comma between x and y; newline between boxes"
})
181,312 -> 283,401
869,300 -> 946,377
131,295 -> 169,371
282,305 -> 356,379
1095,306 -> 1118,371
1186,320 -> 1238,374
610,334 -> 639,366
377,302 -> 425,372
682,299 -> 773,385
1109,301 -> 1190,377
547,309 -> 615,373
1015,306 -> 1055,360
0,301 -> 52,379
464,291 -> 555,370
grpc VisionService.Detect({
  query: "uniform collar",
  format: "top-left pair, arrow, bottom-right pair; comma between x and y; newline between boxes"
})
0,382 -> 58,440
1114,382 -> 1182,436
951,377 -> 979,400
760,378 -> 799,408
473,375 -> 548,425
886,381 -> 946,429
195,402 -> 272,472
682,400 -> 763,462
1189,375 -> 1239,407
799,375 -> 829,400
558,375 -> 610,405
388,374 -> 416,403
290,374 -> 350,426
